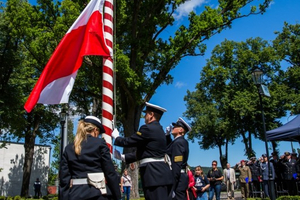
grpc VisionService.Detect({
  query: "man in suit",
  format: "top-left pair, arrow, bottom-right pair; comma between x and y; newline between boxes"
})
112,102 -> 173,200
165,117 -> 191,200
223,163 -> 236,199
235,160 -> 252,199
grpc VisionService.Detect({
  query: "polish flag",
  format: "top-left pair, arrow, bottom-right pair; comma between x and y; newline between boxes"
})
24,0 -> 110,113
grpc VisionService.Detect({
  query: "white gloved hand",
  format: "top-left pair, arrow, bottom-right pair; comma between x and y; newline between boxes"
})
172,191 -> 176,198
165,124 -> 172,135
111,128 -> 120,139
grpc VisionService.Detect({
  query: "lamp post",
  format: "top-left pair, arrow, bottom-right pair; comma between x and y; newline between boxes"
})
58,108 -> 67,198
59,108 -> 67,161
252,68 -> 276,200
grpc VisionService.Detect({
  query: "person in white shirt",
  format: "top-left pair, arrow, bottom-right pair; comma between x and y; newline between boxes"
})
223,163 -> 236,199
121,169 -> 132,200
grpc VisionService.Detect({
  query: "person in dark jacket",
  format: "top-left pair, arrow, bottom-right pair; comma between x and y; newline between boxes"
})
248,157 -> 261,197
34,178 -> 41,198
60,116 -> 121,200
165,117 -> 191,200
112,102 -> 173,200
280,152 -> 297,195
207,160 -> 223,200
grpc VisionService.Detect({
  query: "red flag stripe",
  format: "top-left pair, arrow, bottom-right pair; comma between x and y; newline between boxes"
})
24,0 -> 110,112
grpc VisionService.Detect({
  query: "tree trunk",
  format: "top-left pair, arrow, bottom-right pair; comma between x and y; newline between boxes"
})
218,144 -> 225,169
21,122 -> 38,197
121,103 -> 143,199
241,132 -> 250,158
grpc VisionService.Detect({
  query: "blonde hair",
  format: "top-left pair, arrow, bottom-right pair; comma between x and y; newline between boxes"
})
74,120 -> 98,155
195,166 -> 204,179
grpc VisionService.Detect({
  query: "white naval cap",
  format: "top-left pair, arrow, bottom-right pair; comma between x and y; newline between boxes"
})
172,117 -> 192,133
84,116 -> 106,133
143,102 -> 167,116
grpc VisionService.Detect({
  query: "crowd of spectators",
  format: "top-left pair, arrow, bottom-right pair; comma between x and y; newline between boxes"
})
187,151 -> 300,200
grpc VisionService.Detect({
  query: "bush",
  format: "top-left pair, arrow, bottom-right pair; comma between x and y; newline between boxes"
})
51,197 -> 58,200
14,195 -> 22,200
248,198 -> 270,200
0,196 -> 5,200
277,196 -> 300,200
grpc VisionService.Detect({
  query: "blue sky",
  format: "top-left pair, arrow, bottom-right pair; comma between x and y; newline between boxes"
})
5,0 -> 298,168
140,0 -> 300,167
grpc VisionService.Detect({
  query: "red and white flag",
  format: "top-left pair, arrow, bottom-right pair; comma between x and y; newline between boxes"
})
24,0 -> 110,113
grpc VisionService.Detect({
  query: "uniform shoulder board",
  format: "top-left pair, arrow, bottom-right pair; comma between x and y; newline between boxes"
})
174,155 -> 183,162
136,131 -> 142,136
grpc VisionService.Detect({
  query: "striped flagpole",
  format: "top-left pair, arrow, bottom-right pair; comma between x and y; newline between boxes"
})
102,0 -> 114,152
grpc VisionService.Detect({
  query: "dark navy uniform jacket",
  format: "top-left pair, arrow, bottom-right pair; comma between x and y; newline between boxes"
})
166,135 -> 189,199
280,159 -> 297,180
114,121 -> 173,188
60,135 -> 121,200
248,162 -> 261,181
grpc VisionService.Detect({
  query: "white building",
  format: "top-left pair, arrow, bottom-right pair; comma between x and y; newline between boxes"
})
0,142 -> 51,197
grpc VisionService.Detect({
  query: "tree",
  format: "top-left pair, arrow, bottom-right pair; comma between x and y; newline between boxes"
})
0,0 -> 62,196
113,0 -> 272,196
272,23 -> 300,114
1,0 -> 273,197
184,38 -> 290,166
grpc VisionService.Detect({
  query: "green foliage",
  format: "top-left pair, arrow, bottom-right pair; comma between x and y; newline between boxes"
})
1,0 -> 273,197
184,37 -> 288,159
277,196 -> 300,200
14,196 -> 22,200
0,196 -> 5,200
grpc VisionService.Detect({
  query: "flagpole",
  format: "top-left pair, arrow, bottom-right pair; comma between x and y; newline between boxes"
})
102,0 -> 114,153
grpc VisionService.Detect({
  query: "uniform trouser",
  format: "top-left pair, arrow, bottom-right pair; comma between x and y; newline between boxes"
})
226,180 -> 234,198
144,185 -> 172,200
284,180 -> 297,195
173,173 -> 189,200
250,181 -> 261,197
240,183 -> 249,198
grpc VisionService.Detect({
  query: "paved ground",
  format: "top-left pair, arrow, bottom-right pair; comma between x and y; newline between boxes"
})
220,191 -> 243,200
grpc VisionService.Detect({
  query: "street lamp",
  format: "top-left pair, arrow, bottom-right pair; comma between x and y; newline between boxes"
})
59,109 -> 67,162
251,68 -> 276,200
58,108 -> 67,198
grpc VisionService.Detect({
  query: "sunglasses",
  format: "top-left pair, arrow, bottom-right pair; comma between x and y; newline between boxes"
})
212,164 -> 217,166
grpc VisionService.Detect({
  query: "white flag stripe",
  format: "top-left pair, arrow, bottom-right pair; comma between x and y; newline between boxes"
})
67,0 -> 105,33
38,71 -> 77,104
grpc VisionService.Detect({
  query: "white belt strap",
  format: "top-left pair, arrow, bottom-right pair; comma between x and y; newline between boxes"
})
72,178 -> 88,185
140,157 -> 164,165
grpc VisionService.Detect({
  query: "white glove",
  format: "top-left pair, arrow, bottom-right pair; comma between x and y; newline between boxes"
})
111,128 -> 120,139
114,149 -> 125,161
165,124 -> 172,135
172,191 -> 176,198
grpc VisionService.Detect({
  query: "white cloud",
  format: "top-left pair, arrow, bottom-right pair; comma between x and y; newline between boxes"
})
175,81 -> 187,88
173,0 -> 207,20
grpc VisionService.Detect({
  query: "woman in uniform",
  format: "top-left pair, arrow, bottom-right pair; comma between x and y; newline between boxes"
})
60,116 -> 121,200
